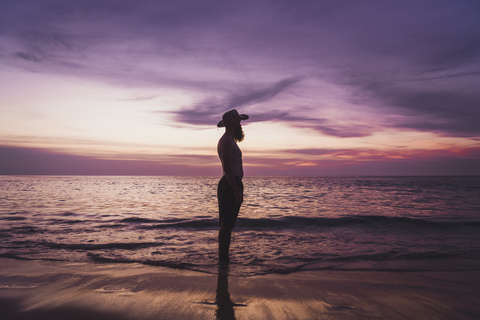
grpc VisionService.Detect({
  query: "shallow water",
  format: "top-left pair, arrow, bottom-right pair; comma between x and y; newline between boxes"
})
1,176 -> 479,276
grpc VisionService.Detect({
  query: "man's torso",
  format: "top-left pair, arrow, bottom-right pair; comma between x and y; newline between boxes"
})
217,134 -> 243,178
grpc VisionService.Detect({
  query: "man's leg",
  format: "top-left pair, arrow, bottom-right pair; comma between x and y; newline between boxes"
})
218,225 -> 232,262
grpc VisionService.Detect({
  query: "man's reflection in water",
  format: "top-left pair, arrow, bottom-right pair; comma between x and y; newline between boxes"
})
215,264 -> 236,320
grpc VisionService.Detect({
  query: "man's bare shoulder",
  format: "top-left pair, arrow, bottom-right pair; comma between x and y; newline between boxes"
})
218,134 -> 235,147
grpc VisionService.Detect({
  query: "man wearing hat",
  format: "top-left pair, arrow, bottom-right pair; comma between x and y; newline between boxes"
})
217,109 -> 249,262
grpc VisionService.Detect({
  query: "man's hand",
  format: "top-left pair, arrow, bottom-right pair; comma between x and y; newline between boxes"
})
234,190 -> 243,206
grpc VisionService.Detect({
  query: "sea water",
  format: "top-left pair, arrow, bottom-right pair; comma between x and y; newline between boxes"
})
1,176 -> 479,276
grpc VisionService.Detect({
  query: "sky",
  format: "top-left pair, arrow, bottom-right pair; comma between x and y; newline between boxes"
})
1,0 -> 480,175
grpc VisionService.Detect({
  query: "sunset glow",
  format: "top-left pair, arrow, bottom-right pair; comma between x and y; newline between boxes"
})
1,0 -> 479,175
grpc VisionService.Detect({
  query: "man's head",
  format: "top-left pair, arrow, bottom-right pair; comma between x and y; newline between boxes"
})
217,109 -> 249,128
217,109 -> 248,142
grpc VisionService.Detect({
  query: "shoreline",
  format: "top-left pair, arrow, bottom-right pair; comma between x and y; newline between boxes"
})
1,258 -> 479,319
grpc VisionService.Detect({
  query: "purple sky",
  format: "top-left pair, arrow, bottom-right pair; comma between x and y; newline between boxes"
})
1,0 -> 479,175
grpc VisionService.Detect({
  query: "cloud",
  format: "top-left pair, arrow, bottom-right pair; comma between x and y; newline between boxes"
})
15,50 -> 44,62
171,77 -> 301,126
284,146 -> 480,161
245,155 -> 480,176
2,0 -> 480,141
390,91 -> 480,137
419,35 -> 480,74
228,78 -> 300,110
353,81 -> 480,137
246,146 -> 480,176
121,95 -> 158,101
170,76 -> 375,137
2,145 -> 479,176
0,146 -> 219,175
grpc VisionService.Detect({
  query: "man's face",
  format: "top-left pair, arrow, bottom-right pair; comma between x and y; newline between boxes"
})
234,123 -> 244,142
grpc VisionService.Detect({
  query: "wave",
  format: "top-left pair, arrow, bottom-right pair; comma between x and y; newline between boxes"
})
0,216 -> 26,221
39,241 -> 165,250
2,245 -> 478,276
119,215 -> 480,230
80,250 -> 480,275
86,253 -> 200,271
120,217 -> 183,224
242,215 -> 480,229
322,250 -> 463,263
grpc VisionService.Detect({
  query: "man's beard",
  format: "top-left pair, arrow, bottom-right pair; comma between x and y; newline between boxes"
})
234,125 -> 245,142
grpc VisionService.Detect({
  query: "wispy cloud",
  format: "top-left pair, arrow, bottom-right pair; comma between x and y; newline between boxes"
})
285,146 -> 480,161
170,76 -> 375,137
171,77 -> 301,125
121,95 -> 158,101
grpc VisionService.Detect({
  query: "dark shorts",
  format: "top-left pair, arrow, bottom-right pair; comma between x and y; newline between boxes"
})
217,176 -> 243,229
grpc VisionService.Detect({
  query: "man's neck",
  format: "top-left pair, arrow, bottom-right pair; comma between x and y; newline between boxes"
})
225,126 -> 236,138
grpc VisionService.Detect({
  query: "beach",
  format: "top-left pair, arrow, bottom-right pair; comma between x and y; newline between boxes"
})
1,258 -> 479,320
2,176 -> 480,318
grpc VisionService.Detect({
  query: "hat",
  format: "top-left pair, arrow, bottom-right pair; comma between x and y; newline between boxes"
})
217,109 -> 249,127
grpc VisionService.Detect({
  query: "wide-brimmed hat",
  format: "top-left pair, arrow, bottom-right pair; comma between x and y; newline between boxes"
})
217,109 -> 249,127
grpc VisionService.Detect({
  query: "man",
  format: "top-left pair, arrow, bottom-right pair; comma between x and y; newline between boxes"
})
217,109 -> 249,262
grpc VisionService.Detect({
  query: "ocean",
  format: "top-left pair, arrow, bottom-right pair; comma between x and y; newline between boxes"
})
1,176 -> 479,276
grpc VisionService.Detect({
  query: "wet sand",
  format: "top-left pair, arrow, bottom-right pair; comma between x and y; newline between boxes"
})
0,258 -> 479,320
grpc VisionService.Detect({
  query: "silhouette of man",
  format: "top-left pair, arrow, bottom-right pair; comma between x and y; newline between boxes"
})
217,109 -> 249,262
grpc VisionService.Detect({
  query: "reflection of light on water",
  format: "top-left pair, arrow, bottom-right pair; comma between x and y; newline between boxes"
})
1,176 -> 480,275
94,287 -> 136,295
